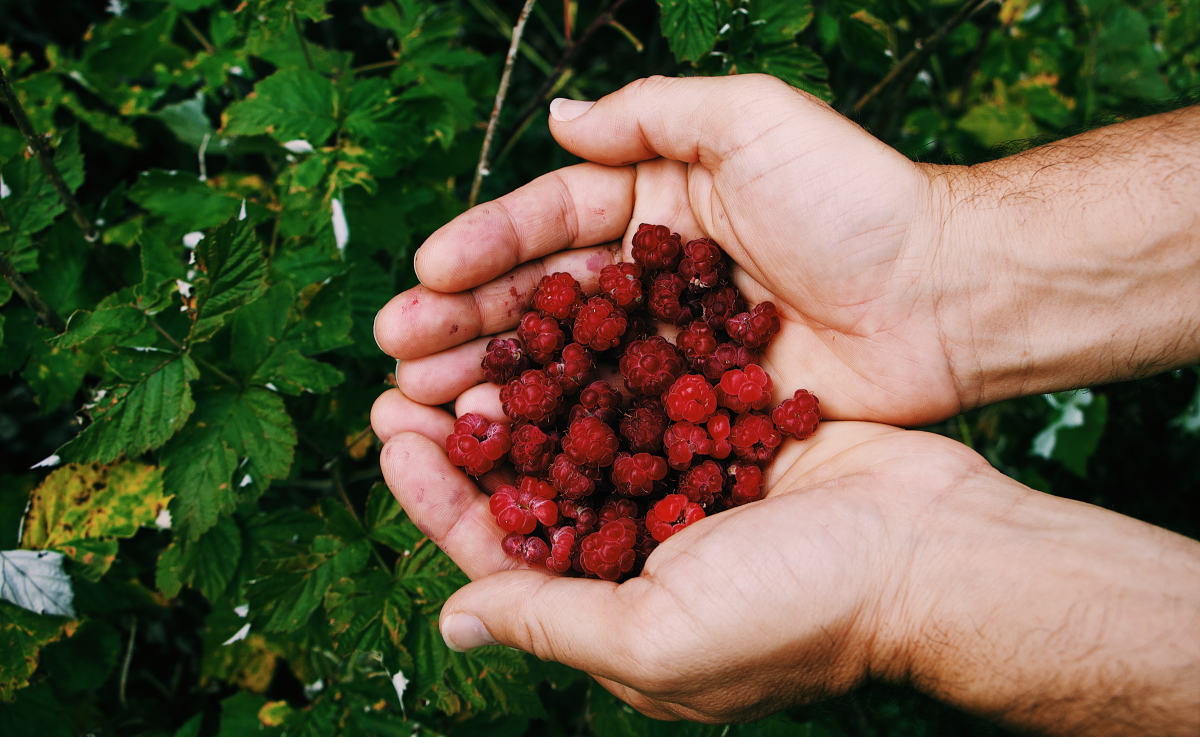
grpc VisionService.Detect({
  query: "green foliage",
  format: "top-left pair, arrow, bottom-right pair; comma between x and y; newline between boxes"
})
0,0 -> 1195,735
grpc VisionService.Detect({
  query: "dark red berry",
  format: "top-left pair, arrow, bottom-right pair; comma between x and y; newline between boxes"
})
771,389 -> 821,440
664,374 -> 719,424
727,302 -> 781,350
517,312 -> 566,364
730,412 -> 782,464
706,410 -> 733,460
446,413 -> 512,476
700,287 -> 745,332
580,519 -> 638,581
646,272 -> 688,325
558,499 -> 599,535
662,421 -> 713,471
545,343 -> 595,394
572,297 -> 628,352
675,321 -> 719,366
532,272 -> 584,323
549,453 -> 602,499
716,365 -> 774,412
482,338 -> 530,385
509,423 -> 559,475
619,336 -> 686,396
500,369 -> 563,427
611,452 -> 669,497
619,406 -> 669,454
569,380 -> 622,426
489,480 -> 558,534
599,262 -> 644,310
562,416 -> 620,467
679,238 -> 727,292
502,533 -> 552,566
546,525 -> 580,573
598,498 -> 639,525
631,223 -> 682,272
677,460 -> 725,507
697,343 -> 757,382
727,462 -> 764,506
646,494 -> 705,542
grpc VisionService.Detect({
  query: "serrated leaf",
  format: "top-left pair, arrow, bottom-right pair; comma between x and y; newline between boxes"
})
53,305 -> 148,351
244,540 -> 370,632
325,569 -> 412,662
365,484 -> 424,554
0,551 -> 74,617
157,515 -> 243,601
54,353 -> 198,465
223,69 -> 337,145
658,0 -> 719,63
0,599 -> 71,701
19,461 -> 168,580
958,102 -> 1039,147
0,126 -> 84,242
192,218 -> 269,342
128,169 -> 245,229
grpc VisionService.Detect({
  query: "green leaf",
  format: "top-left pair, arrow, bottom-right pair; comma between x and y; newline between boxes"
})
192,218 -> 269,342
135,227 -> 188,314
53,305 -> 148,351
174,714 -> 203,737
19,461 -> 169,580
54,352 -> 198,465
0,602 -> 71,702
38,618 -> 120,693
128,169 -> 244,230
154,91 -> 224,150
325,569 -> 412,665
365,483 -> 424,554
1031,390 -> 1109,478
157,515 -> 243,601
244,540 -> 370,632
0,126 -> 84,242
957,102 -> 1040,148
215,691 -> 285,737
222,69 -> 338,145
1169,368 -> 1200,435
658,0 -> 719,63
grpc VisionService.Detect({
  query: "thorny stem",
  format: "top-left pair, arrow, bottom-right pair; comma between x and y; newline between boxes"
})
469,0 -> 539,208
0,252 -> 66,333
118,615 -> 137,709
181,14 -> 215,54
332,464 -> 391,571
852,0 -> 994,115
291,9 -> 316,71
0,64 -> 99,242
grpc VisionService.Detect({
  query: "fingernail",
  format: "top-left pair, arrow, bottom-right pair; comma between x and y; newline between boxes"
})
441,614 -> 495,652
373,311 -> 383,352
394,359 -> 402,387
549,98 -> 594,122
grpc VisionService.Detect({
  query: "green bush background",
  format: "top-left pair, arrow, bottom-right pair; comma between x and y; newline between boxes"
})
0,0 -> 1196,734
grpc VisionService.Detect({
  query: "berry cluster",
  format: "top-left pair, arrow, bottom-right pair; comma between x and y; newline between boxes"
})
454,223 -> 821,581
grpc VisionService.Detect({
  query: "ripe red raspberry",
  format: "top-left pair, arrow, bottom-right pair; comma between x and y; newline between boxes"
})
630,393 -> 665,413
646,494 -> 705,542
717,365 -> 774,412
517,312 -> 566,364
599,262 -> 644,310
631,223 -> 682,272
579,519 -> 638,581
679,238 -> 727,291
549,453 -> 602,499
545,342 -> 595,394
696,343 -> 757,382
646,272 -> 688,325
558,499 -> 598,535
706,409 -> 733,459
489,480 -> 558,534
568,380 -> 622,426
611,452 -> 669,496
662,421 -> 713,471
664,374 -> 719,424
481,338 -> 530,385
677,460 -> 725,507
730,412 -> 783,464
502,533 -> 551,566
700,287 -> 745,332
675,321 -> 719,365
727,462 -> 764,506
509,423 -> 559,475
572,297 -> 628,352
619,406 -> 669,454
727,302 -> 781,350
598,498 -> 639,525
546,525 -> 580,573
619,336 -> 685,396
446,413 -> 512,476
500,369 -> 563,426
562,417 -> 620,467
532,272 -> 584,323
771,389 -> 821,440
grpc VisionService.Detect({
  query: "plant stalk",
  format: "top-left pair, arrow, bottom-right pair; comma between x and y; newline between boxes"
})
291,9 -> 315,71
0,252 -> 66,333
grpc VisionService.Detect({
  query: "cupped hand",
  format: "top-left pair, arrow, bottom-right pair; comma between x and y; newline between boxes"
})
373,74 -> 969,428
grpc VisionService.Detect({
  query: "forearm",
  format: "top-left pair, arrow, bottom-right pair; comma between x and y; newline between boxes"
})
932,105 -> 1200,407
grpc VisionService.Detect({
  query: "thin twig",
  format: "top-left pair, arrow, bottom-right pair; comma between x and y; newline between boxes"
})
469,0 -> 539,208
146,314 -> 243,388
0,65 -> 98,242
352,59 -> 400,74
563,0 -> 573,42
118,615 -> 137,709
332,465 -> 391,570
181,15 -> 215,54
852,0 -> 994,115
291,9 -> 315,71
0,252 -> 66,333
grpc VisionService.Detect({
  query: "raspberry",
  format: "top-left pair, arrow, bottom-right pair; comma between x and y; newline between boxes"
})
562,417 -> 620,467
771,389 -> 821,440
619,336 -> 685,396
546,525 -> 580,573
631,223 -> 682,272
509,423 -> 559,475
446,413 -> 512,476
611,452 -> 669,496
619,406 -> 669,454
545,342 -> 595,394
549,453 -> 602,499
679,238 -> 727,292
727,462 -> 764,506
677,460 -> 725,507
675,321 -> 719,365
482,338 -> 530,385
717,365 -> 774,412
489,480 -> 558,534
662,421 -> 712,470
726,302 -> 781,350
646,272 -> 688,325
502,533 -> 551,566
730,412 -> 782,464
572,297 -> 628,352
500,369 -> 563,427
568,380 -> 623,426
696,343 -> 757,382
706,410 -> 733,460
532,272 -> 584,323
517,312 -> 566,364
599,262 -> 644,310
646,494 -> 705,542
598,498 -> 639,525
558,499 -> 599,535
630,393 -> 665,413
700,287 -> 745,332
580,519 -> 639,581
665,374 -> 719,424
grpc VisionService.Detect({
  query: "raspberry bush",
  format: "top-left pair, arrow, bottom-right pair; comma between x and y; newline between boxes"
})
0,1 -> 1196,736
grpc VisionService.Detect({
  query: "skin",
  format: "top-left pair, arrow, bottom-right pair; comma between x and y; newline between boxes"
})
371,76 -> 1200,734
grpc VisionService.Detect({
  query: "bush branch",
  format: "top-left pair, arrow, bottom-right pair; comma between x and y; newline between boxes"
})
0,252 -> 66,332
469,0 -> 539,208
0,64 -> 99,242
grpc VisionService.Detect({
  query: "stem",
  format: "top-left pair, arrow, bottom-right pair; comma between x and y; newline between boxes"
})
563,0 -> 573,42
147,314 -> 243,388
469,0 -> 539,208
852,0 -> 994,116
352,59 -> 400,74
0,252 -> 66,332
606,19 -> 643,52
118,615 -> 137,709
332,464 -> 391,570
321,425 -> 377,471
0,65 -> 98,242
291,9 -> 315,71
181,15 -> 215,54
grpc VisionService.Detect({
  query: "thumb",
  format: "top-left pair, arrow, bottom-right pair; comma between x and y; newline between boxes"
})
439,569 -> 647,681
547,74 -> 832,168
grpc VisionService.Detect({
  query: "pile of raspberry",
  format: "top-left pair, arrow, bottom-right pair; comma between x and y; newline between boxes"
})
446,224 -> 821,582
